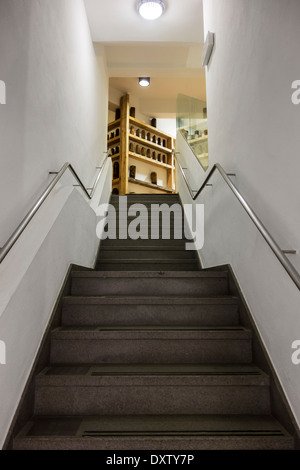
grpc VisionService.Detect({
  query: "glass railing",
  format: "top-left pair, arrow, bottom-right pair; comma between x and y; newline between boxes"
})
176,93 -> 209,171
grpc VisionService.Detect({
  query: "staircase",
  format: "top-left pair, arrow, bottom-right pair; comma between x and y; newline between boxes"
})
13,194 -> 295,450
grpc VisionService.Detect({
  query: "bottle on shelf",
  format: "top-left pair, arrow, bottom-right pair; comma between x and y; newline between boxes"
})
146,149 -> 151,158
163,139 -> 166,147
115,128 -> 120,137
151,172 -> 157,184
115,108 -> 121,120
129,165 -> 136,178
113,162 -> 119,179
136,144 -> 140,154
147,132 -> 151,141
151,118 -> 157,128
152,151 -> 156,160
130,126 -> 135,135
141,130 -> 146,140
152,135 -> 157,144
141,147 -> 146,156
130,107 -> 136,118
157,137 -> 161,146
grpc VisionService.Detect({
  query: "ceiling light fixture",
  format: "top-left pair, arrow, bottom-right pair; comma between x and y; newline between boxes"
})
139,77 -> 150,87
138,0 -> 165,21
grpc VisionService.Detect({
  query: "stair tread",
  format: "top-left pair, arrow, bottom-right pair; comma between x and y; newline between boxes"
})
15,414 -> 292,437
51,326 -> 251,341
63,295 -> 239,305
38,363 -> 265,374
71,270 -> 229,278
99,246 -> 194,250
37,363 -> 269,385
96,259 -> 198,263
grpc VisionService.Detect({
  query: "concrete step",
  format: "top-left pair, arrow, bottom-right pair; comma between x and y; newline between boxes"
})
110,195 -> 181,203
95,259 -> 200,271
70,271 -> 229,297
98,247 -> 196,260
34,364 -> 270,416
100,239 -> 193,249
13,414 -> 294,450
49,326 -> 252,364
61,295 -> 239,327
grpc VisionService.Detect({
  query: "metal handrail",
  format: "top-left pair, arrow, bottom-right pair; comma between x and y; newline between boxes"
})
174,153 -> 300,290
0,156 -> 109,264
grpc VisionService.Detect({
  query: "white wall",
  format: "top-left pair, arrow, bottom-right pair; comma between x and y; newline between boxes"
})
0,0 -> 109,246
203,0 -> 300,272
177,0 -> 300,428
157,119 -> 177,138
0,161 -> 112,448
0,0 -> 112,447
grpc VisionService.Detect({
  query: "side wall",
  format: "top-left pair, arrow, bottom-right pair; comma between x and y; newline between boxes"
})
202,0 -> 300,272
177,0 -> 300,428
0,0 -> 108,245
0,0 -> 111,447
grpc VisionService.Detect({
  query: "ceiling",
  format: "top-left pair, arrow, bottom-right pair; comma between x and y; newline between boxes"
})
84,0 -> 206,118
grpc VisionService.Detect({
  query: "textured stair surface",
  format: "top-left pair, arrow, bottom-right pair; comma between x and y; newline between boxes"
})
71,271 -> 229,296
13,194 -> 295,450
14,415 -> 293,450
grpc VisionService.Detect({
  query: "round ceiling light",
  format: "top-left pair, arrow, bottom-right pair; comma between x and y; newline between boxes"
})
138,0 -> 165,21
139,77 -> 150,87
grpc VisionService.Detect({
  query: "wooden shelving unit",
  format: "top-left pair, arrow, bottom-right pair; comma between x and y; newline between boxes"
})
107,94 -> 176,195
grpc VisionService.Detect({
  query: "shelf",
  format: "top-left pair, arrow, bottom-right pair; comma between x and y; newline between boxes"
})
129,152 -> 173,170
129,134 -> 172,153
128,177 -> 174,194
129,117 -> 173,140
107,94 -> 176,195
108,118 -> 121,131
107,136 -> 120,146
110,153 -> 120,160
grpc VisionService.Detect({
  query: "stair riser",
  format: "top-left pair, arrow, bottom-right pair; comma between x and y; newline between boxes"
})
100,239 -> 188,247
34,385 -> 270,416
71,276 -> 228,296
99,232 -> 191,241
50,338 -> 252,364
98,250 -> 196,260
110,197 -> 181,204
61,304 -> 239,327
13,436 -> 294,451
96,261 -> 199,271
